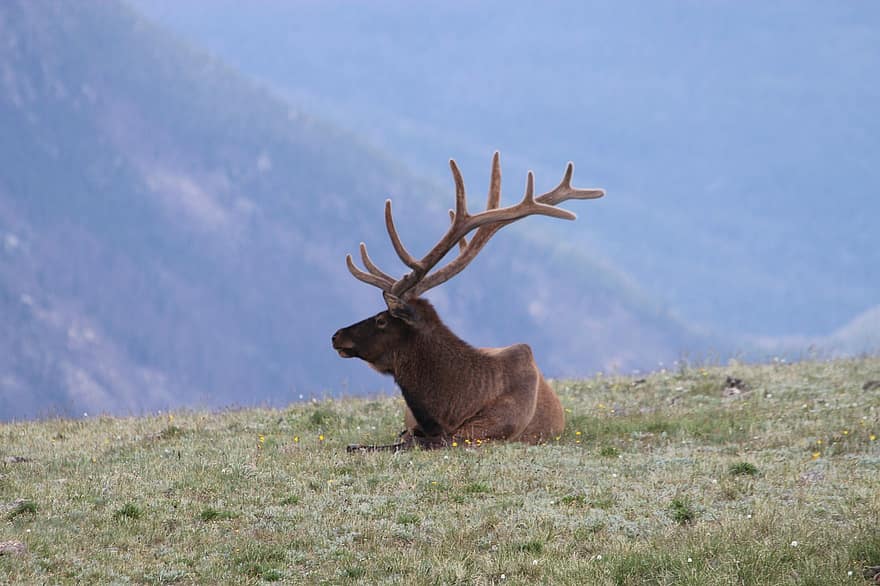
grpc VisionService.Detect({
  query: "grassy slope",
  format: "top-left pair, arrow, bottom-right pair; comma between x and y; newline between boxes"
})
1,357 -> 879,585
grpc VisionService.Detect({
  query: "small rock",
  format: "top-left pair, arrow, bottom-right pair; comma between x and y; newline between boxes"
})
863,380 -> 880,391
723,376 -> 747,397
0,541 -> 26,556
863,565 -> 880,582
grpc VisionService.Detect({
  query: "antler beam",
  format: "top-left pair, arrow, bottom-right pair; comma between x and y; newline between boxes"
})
344,152 -> 605,299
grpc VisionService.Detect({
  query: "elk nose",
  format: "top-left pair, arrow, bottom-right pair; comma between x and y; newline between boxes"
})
331,330 -> 341,346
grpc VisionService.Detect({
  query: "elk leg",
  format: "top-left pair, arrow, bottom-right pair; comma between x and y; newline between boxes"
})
346,429 -> 429,452
410,435 -> 453,450
346,441 -> 409,453
453,396 -> 535,443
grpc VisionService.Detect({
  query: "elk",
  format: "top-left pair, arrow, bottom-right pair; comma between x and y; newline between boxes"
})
332,152 -> 604,451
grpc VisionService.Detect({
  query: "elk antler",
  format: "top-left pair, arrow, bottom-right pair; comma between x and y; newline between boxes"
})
345,152 -> 605,300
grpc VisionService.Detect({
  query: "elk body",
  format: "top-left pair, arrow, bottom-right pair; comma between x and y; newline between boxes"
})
332,153 -> 604,451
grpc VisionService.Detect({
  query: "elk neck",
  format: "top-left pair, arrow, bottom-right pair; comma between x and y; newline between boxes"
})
391,298 -> 493,431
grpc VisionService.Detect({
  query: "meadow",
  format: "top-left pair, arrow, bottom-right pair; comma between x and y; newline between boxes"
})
1,357 -> 879,585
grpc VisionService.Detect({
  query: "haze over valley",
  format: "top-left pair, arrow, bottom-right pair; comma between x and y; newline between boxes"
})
1,1 -> 877,420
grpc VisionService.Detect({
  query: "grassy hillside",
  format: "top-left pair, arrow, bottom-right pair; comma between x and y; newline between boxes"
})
2,357 -> 878,584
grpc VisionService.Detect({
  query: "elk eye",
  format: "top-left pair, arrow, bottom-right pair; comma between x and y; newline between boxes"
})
375,316 -> 387,328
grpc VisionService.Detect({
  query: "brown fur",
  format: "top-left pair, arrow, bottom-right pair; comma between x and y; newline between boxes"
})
332,298 -> 564,450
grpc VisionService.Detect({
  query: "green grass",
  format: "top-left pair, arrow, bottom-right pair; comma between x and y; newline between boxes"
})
669,497 -> 697,525
5,500 -> 37,520
111,502 -> 142,521
1,357 -> 879,584
729,461 -> 760,476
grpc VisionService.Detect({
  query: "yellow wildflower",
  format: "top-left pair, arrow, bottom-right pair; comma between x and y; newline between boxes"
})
318,434 -> 325,441
812,452 -> 821,460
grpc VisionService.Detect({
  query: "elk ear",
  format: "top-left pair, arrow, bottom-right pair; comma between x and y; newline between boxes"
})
383,292 -> 418,325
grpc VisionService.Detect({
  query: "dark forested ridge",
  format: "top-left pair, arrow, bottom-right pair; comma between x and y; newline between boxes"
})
0,1 -> 703,420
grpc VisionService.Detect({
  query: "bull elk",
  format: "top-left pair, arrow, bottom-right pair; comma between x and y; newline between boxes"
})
332,152 -> 604,451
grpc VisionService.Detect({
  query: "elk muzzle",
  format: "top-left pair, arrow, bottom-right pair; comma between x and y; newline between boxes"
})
331,329 -> 357,358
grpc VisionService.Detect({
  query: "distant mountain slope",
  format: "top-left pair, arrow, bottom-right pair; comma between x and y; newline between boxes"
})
826,306 -> 880,356
751,305 -> 880,361
0,0 -> 704,420
130,0 -> 880,340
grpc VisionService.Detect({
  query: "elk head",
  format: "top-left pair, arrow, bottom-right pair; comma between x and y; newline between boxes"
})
331,152 -> 605,373
331,293 -> 423,374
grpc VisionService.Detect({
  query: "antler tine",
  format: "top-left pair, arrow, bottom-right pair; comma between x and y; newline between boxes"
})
449,210 -> 468,252
384,199 -> 421,270
536,162 -> 605,206
449,159 -> 469,222
487,151 -> 501,209
346,251 -> 394,291
524,171 -> 535,203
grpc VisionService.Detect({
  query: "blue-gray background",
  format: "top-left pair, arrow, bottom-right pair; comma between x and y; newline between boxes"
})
1,1 -> 877,420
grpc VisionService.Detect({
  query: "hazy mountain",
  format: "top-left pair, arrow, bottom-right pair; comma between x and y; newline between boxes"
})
0,1 -> 702,420
826,306 -> 880,356
752,304 -> 880,361
129,0 -> 880,342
